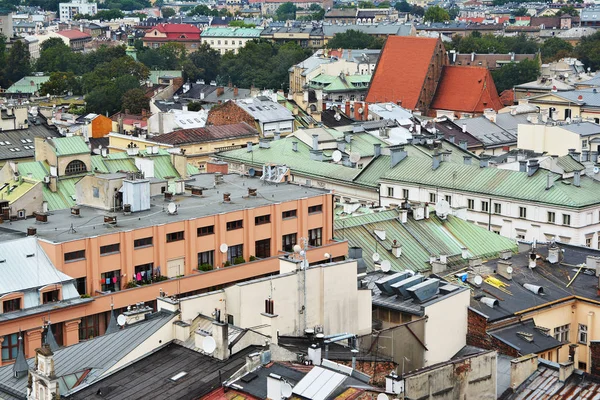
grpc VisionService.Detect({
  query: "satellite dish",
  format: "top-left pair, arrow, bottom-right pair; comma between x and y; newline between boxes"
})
350,152 -> 361,163
332,150 -> 342,163
335,113 -> 341,121
281,383 -> 293,398
381,260 -> 391,272
248,168 -> 256,177
167,202 -> 177,215
372,252 -> 380,262
219,243 -> 228,253
357,107 -> 364,114
506,266 -> 514,274
436,199 -> 451,218
377,394 -> 390,400
594,166 -> 599,174
117,314 -> 126,326
367,114 -> 373,120
293,244 -> 302,253
202,336 -> 217,354
474,275 -> 483,286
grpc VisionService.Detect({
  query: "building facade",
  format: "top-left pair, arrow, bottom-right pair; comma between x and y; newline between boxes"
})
200,27 -> 263,54
58,0 -> 97,21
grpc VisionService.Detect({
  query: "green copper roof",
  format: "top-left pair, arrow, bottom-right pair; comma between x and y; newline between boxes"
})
308,74 -> 372,93
201,27 -> 263,37
51,136 -> 90,156
556,155 -> 584,173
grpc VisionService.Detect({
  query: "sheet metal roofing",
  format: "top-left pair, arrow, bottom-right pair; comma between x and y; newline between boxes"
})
460,116 -> 517,147
0,311 -> 175,399
50,136 -> 90,156
489,319 -> 562,355
201,27 -> 263,37
152,122 -> 258,145
366,36 -> 441,108
235,97 -> 294,123
0,124 -> 60,161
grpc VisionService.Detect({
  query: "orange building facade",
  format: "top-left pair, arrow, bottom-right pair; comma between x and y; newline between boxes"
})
0,183 -> 347,365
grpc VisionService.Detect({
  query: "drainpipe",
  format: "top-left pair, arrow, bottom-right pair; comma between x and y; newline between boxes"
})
488,197 -> 492,231
588,311 -> 594,374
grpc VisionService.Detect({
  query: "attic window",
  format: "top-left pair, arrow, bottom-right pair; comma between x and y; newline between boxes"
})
170,372 -> 188,381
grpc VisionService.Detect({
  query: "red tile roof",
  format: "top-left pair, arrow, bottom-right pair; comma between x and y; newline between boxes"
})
430,66 -> 504,113
365,36 -> 441,109
145,23 -> 201,41
57,29 -> 92,40
152,122 -> 258,145
499,89 -> 515,106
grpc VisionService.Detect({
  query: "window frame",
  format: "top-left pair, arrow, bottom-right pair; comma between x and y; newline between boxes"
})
519,207 -> 527,219
494,203 -> 502,215
227,244 -> 243,263
282,210 -> 297,219
134,237 -> 153,248
100,243 -> 120,255
308,205 -> 323,214
554,324 -> 570,343
198,250 -> 214,268
42,290 -> 60,304
467,199 -> 474,210
1,333 -> 19,361
255,215 -> 271,225
255,238 -> 271,258
548,211 -> 556,223
197,225 -> 215,236
429,192 -> 437,203
3,298 -> 21,313
101,270 -> 121,293
282,233 -> 297,252
226,220 -> 243,231
578,323 -> 588,344
308,228 -> 322,247
563,214 -> 571,226
64,249 -> 85,263
166,231 -> 184,243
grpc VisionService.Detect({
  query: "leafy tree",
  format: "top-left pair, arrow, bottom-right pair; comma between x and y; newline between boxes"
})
377,1 -> 390,8
492,59 -> 539,93
6,41 -> 31,85
129,12 -> 147,19
574,31 -> 600,71
424,5 -> 450,22
513,7 -> 528,16
541,37 -> 572,62
410,4 -> 424,16
187,101 -> 202,111
556,5 -> 578,16
161,7 -> 176,18
358,1 -> 375,7
36,39 -> 83,74
448,6 -> 459,20
95,9 -> 125,20
450,33 -> 539,54
188,43 -> 221,82
85,75 -> 139,115
299,4 -> 324,20
394,1 -> 411,12
188,4 -> 218,16
228,20 -> 256,28
326,29 -> 383,49
121,88 -> 149,114
40,72 -> 81,95
41,38 -> 66,53
137,42 -> 186,70
275,2 -> 296,20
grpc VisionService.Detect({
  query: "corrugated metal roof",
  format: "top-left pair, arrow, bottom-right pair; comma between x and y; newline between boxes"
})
152,122 -> 258,145
556,155 -> 584,173
51,136 -> 90,156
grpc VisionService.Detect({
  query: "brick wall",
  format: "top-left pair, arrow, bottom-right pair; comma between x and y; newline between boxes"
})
206,161 -> 228,174
590,341 -> 600,376
206,101 -> 255,128
467,309 -> 519,358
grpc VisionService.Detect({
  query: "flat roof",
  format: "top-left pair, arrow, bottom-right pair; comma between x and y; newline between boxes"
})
8,174 -> 329,243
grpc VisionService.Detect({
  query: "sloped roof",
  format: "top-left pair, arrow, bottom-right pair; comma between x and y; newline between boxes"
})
50,136 -> 90,156
365,36 -> 441,109
152,122 -> 258,145
430,66 -> 504,113
57,29 -> 92,40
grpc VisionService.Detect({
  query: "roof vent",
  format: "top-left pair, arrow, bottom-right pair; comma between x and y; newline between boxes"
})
104,215 -> 117,225
214,173 -> 224,185
390,274 -> 424,298
191,188 -> 203,196
248,187 -> 257,197
70,206 -> 80,217
35,213 -> 48,223
406,278 -> 440,303
374,271 -> 412,296
27,227 -> 37,236
480,297 -> 498,308
223,192 -> 231,203
123,204 -> 132,215
524,283 -> 544,295
164,191 -> 173,201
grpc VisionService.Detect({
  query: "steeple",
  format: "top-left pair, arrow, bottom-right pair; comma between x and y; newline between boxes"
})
13,332 -> 29,379
105,305 -> 119,335
45,322 -> 60,353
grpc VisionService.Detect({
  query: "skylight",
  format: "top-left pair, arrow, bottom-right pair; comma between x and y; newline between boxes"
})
170,372 -> 188,381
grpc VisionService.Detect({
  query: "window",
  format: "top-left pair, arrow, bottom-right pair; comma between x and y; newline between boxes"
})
282,233 -> 297,252
198,251 -> 214,269
3,298 -> 21,313
64,249 -> 85,262
93,186 -> 99,198
134,237 -> 153,248
445,195 -> 452,205
76,277 -> 86,295
255,239 -> 271,258
309,228 -> 322,247
402,189 -> 409,199
494,203 -> 502,214
226,220 -> 243,231
548,211 -> 556,223
197,225 -> 215,236
579,324 -> 588,344
583,140 -> 588,149
563,214 -> 571,226
134,263 -> 153,283
586,236 -> 593,248
467,199 -> 475,210
387,187 -> 394,197
1,333 -> 19,361
64,160 -> 87,175
554,324 -> 570,342
308,205 -> 322,214
166,231 -> 184,242
255,215 -> 271,225
101,270 -> 121,293
227,314 -> 234,324
481,201 -> 489,212
100,243 -> 120,255
429,193 -> 437,203
79,315 -> 99,340
42,290 -> 59,304
519,207 -> 527,219
282,210 -> 297,219
227,244 -> 243,263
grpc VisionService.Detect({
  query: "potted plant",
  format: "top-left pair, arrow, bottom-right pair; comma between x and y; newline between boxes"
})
199,263 -> 213,272
233,256 -> 245,265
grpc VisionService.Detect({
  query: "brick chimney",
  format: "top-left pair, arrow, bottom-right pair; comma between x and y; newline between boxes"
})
233,86 -> 239,96
216,86 -> 224,97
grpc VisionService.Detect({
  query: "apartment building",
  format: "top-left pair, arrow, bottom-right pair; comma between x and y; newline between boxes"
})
142,23 -> 202,51
58,0 -> 97,21
0,173 -> 346,365
200,27 -> 263,55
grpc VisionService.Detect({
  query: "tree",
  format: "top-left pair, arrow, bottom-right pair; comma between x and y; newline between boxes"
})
275,2 -> 296,20
513,7 -> 528,16
40,71 -> 81,95
448,6 -> 459,20
188,4 -> 218,16
394,1 -> 411,12
492,59 -> 539,93
187,101 -> 202,111
541,37 -> 573,62
188,43 -> 221,82
121,88 -> 150,114
229,20 -> 256,28
377,1 -> 390,8
556,5 -> 579,16
129,12 -> 147,19
85,75 -> 140,115
326,29 -> 383,49
6,41 -> 31,85
410,4 -> 424,16
424,5 -> 450,22
161,7 -> 176,18
40,38 -> 66,53
574,31 -> 600,71
95,9 -> 125,20
358,1 -> 375,7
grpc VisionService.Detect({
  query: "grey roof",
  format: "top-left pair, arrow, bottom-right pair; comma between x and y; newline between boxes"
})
0,123 -> 61,161
580,8 -> 600,22
489,319 -> 562,355
560,121 -> 600,136
0,237 -> 77,296
235,96 -> 294,123
323,23 -> 413,37
368,103 -> 414,124
45,324 -> 60,352
231,363 -> 306,399
577,72 -> 600,88
105,308 -> 119,335
494,113 -> 532,136
460,116 -> 517,147
0,311 -> 176,399
5,174 -> 329,243
555,89 -> 600,108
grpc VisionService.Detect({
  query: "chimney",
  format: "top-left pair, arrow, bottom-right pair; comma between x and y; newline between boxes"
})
312,134 -> 319,151
292,141 -> 298,152
374,143 -> 381,158
212,319 -> 229,360
547,245 -> 560,264
223,193 -> 231,202
479,156 -> 489,168
463,155 -> 472,165
432,153 -> 441,170
574,170 -> 581,187
546,173 -> 554,190
391,240 -> 402,258
497,260 -> 513,280
528,159 -> 539,176
345,101 -> 351,116
519,160 -> 527,173
462,124 -> 467,133
234,86 -> 239,96
246,141 -> 253,152
27,227 -> 37,236
559,361 -> 574,383
274,132 -> 281,141
448,135 -> 455,143
399,210 -> 408,223
390,145 -> 408,168
216,86 -> 224,97
344,133 -> 352,143
459,140 -> 468,150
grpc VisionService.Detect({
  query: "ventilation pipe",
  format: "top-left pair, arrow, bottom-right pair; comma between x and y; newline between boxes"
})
480,297 -> 499,308
524,283 -> 544,295
312,134 -> 319,151
574,170 -> 581,187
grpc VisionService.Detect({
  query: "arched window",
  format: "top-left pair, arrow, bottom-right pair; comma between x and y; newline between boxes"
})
65,160 -> 87,175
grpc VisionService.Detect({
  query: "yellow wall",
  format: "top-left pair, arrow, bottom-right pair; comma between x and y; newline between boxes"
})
108,133 -> 172,153
517,124 -> 582,155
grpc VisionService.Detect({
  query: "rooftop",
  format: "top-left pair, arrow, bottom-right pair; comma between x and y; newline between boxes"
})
5,174 -> 329,243
0,122 -> 61,161
235,96 -> 294,123
151,122 -> 258,146
57,29 -> 92,40
201,27 -> 263,37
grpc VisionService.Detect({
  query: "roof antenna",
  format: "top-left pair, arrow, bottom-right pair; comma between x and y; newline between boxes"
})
13,330 -> 28,379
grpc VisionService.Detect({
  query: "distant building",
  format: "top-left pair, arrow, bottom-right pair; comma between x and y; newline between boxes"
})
200,27 -> 263,54
142,23 -> 202,51
448,50 -> 539,71
58,0 -> 97,21
0,11 -> 13,38
56,29 -> 92,51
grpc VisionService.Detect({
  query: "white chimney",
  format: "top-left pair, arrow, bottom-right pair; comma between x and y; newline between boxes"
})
308,344 -> 322,366
212,320 -> 229,360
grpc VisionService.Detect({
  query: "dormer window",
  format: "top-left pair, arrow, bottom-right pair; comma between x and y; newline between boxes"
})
3,298 -> 21,313
65,160 -> 87,175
